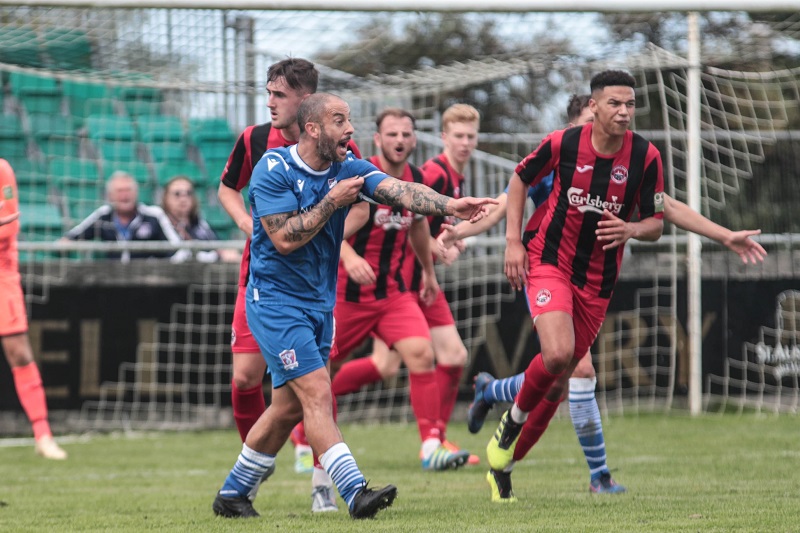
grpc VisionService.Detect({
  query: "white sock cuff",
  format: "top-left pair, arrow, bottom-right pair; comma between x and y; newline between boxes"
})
319,442 -> 350,471
568,377 -> 597,394
241,443 -> 275,463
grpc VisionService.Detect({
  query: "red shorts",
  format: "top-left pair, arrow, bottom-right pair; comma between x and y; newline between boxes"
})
0,272 -> 27,336
231,285 -> 260,354
332,291 -> 430,362
413,290 -> 455,329
525,264 -> 609,359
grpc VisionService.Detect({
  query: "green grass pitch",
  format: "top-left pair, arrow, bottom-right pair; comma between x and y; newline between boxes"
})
1,413 -> 798,532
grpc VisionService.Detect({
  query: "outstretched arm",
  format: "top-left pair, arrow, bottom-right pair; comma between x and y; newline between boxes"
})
371,177 -> 496,222
438,192 -> 509,252
664,194 -> 766,264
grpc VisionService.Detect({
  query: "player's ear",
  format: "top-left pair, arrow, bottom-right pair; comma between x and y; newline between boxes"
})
305,121 -> 319,138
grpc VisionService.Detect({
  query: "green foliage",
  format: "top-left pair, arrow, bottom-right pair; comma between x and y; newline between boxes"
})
1,414 -> 798,532
316,14 -> 573,134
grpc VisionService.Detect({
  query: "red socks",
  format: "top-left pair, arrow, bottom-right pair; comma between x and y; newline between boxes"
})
331,357 -> 382,396
513,397 -> 561,461
516,354 -> 561,412
435,364 -> 463,439
409,370 -> 442,441
231,381 -> 265,442
12,362 -> 51,440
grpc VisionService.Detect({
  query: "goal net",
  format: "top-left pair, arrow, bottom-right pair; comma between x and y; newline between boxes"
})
1,6 -> 798,432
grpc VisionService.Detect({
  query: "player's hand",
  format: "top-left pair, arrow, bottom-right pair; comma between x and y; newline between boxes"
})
0,202 -> 19,226
436,242 -> 462,266
419,270 -> 439,307
724,229 -> 767,264
595,209 -> 634,250
504,239 -> 528,291
436,223 -> 460,256
450,197 -> 499,223
328,176 -> 365,208
343,253 -> 376,285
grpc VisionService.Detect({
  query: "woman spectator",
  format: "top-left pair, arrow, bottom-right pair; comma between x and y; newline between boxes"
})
161,176 -> 239,262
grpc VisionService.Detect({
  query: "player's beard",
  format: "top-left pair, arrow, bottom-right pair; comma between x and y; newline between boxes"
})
317,126 -> 344,162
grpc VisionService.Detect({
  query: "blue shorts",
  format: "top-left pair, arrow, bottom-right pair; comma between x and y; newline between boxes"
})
245,286 -> 333,388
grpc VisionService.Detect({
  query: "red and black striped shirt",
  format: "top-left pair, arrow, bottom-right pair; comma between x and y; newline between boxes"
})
219,123 -> 361,286
338,156 -> 424,303
517,124 -> 664,298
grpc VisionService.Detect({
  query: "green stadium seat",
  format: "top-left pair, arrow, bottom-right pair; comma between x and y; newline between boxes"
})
48,155 -> 100,181
48,156 -> 103,210
29,113 -> 76,141
85,115 -> 137,142
62,80 -> 108,124
203,157 -> 228,181
21,94 -> 64,115
62,79 -> 107,101
136,115 -> 185,143
11,159 -> 49,204
19,202 -> 63,235
43,28 -> 93,70
0,138 -> 30,159
95,140 -> 141,162
188,117 -> 236,144
197,141 -> 234,163
203,204 -> 239,239
0,114 -> 24,139
9,72 -> 59,97
81,98 -> 118,118
0,27 -> 43,68
116,86 -> 163,117
147,141 -> 189,163
153,161 -> 205,186
10,72 -> 63,114
125,100 -> 162,117
37,138 -> 80,158
64,201 -> 101,226
105,160 -> 152,186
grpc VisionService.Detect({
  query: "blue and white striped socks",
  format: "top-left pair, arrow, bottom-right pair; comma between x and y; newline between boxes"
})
320,442 -> 366,510
484,373 -> 524,404
219,444 -> 276,498
568,377 -> 609,481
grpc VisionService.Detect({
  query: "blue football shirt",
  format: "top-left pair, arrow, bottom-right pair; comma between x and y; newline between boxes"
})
248,145 -> 388,311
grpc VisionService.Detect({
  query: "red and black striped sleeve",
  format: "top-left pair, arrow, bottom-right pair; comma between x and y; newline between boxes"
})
220,126 -> 254,192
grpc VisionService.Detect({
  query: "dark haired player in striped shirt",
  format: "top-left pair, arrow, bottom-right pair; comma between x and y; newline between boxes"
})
441,93 -> 764,501
330,108 -> 471,472
486,70 -> 665,500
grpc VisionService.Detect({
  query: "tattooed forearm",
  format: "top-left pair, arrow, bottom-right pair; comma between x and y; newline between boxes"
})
261,196 -> 338,250
372,178 -> 452,216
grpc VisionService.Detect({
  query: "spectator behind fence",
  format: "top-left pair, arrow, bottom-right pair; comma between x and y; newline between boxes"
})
160,175 -> 239,263
62,171 -> 188,263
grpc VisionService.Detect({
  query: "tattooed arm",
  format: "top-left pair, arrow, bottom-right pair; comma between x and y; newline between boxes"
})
261,176 -> 365,255
371,177 -> 496,222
